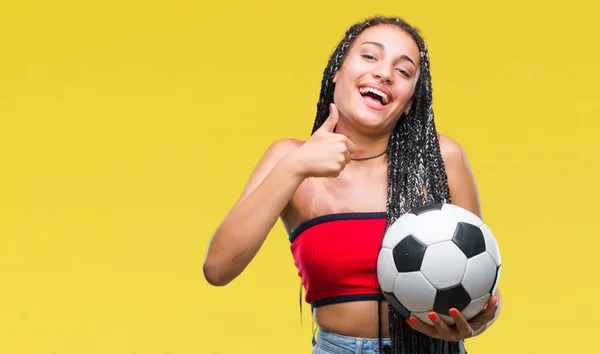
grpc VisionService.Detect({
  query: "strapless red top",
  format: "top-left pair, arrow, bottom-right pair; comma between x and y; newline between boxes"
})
289,212 -> 387,308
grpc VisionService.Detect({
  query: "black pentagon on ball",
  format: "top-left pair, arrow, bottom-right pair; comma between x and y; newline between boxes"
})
433,285 -> 472,316
383,291 -> 411,318
452,222 -> 486,258
409,203 -> 443,216
392,235 -> 427,272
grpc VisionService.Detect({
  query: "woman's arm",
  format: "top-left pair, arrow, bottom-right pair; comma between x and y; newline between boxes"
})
439,134 -> 482,219
203,138 -> 304,286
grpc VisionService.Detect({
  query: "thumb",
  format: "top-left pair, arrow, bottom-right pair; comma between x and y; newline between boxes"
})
319,103 -> 339,132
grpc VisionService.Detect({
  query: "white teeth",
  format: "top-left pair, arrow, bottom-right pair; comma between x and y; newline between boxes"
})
359,86 -> 389,105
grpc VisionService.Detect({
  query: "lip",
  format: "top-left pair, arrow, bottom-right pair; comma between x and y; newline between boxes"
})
357,83 -> 393,111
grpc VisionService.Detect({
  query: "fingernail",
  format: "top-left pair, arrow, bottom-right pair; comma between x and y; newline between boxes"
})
428,313 -> 437,321
449,309 -> 458,317
410,316 -> 417,324
329,104 -> 333,113
406,319 -> 411,325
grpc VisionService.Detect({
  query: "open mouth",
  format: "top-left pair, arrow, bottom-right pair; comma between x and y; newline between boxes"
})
359,86 -> 390,106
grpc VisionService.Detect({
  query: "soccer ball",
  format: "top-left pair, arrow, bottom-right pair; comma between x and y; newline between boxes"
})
377,203 -> 501,326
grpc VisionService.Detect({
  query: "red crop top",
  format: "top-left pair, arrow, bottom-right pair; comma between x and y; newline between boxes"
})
289,212 -> 388,308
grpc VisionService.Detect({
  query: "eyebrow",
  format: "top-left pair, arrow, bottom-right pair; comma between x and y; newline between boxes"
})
360,41 -> 416,67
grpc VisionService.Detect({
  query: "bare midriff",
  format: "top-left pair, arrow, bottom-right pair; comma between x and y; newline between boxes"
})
313,300 -> 391,339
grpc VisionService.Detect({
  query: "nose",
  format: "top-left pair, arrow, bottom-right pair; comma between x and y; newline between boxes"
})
372,64 -> 393,85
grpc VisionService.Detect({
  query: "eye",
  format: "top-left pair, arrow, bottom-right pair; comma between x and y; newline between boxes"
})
396,68 -> 411,78
361,54 -> 377,61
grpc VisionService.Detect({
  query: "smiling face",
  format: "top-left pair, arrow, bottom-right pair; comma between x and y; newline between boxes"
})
332,25 -> 421,134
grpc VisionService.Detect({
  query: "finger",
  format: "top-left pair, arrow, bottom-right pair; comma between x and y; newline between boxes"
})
318,103 -> 339,133
344,149 -> 352,164
345,137 -> 358,154
406,316 -> 438,338
479,296 -> 498,319
467,296 -> 498,330
427,312 -> 455,340
449,308 -> 473,338
490,295 -> 499,308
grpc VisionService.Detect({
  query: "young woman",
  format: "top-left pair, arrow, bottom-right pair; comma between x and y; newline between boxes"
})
203,16 -> 502,354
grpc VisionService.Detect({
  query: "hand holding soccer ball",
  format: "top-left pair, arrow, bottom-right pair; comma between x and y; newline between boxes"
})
377,203 -> 502,340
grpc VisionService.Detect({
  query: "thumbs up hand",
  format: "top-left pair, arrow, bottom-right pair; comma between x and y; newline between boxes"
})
286,104 -> 357,178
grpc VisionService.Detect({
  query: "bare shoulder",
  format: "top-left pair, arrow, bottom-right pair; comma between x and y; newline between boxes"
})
247,137 -> 304,182
438,134 -> 466,166
265,138 -> 304,159
437,133 -> 482,218
234,138 -> 304,207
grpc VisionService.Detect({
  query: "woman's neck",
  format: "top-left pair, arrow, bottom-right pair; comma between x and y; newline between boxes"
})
334,121 -> 391,160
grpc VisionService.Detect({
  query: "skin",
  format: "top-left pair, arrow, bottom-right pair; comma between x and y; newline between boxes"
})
203,24 -> 502,342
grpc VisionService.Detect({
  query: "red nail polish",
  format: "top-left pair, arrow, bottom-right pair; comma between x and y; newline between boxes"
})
428,313 -> 437,321
449,309 -> 458,317
410,316 -> 417,325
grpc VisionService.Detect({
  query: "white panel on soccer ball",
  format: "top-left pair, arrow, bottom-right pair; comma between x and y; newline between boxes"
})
491,265 -> 502,295
461,293 -> 491,322
420,242 -> 467,289
377,248 -> 398,293
382,213 -> 417,250
481,223 -> 501,266
412,312 -> 433,326
441,203 -> 483,227
393,272 -> 436,312
411,210 -> 458,246
439,313 -> 455,326
462,252 -> 498,299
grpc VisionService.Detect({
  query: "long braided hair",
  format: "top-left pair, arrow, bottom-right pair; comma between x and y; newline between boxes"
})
310,16 -> 460,354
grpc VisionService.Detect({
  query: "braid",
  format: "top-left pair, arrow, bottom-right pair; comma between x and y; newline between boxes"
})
311,16 -> 458,354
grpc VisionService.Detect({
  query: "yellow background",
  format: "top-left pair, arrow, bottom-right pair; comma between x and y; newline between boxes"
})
1,0 -> 598,353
